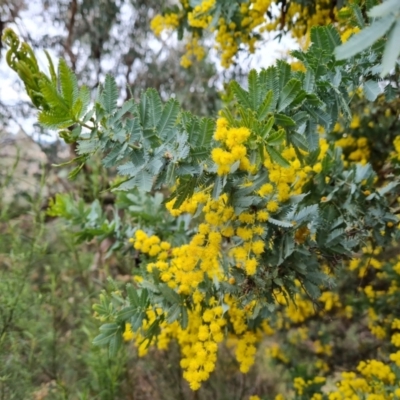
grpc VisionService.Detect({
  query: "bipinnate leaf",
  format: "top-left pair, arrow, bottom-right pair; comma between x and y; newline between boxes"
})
58,58 -> 78,108
156,99 -> 180,138
278,79 -> 301,112
265,128 -> 284,146
257,90 -> 274,120
102,74 -> 118,114
248,69 -> 261,110
231,81 -> 252,110
146,88 -> 162,128
266,145 -> 290,167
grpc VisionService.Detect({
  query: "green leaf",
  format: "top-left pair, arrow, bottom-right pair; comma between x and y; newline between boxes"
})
303,280 -> 320,299
248,69 -> 260,110
76,86 -> 90,118
293,204 -> 319,224
265,128 -> 284,146
335,14 -> 395,60
303,69 -> 315,93
93,323 -> 120,346
305,121 -> 319,151
277,60 -> 291,91
368,0 -> 400,18
190,146 -> 209,162
326,228 -> 344,245
363,80 -> 381,101
108,332 -> 122,357
324,25 -> 342,49
102,74 -> 118,114
219,107 -> 236,127
260,66 -> 279,97
117,161 -> 142,177
268,217 -> 293,228
275,114 -> 296,127
384,83 -> 397,101
231,81 -> 252,110
291,132 -> 309,152
310,26 -> 340,51
115,99 -> 136,120
117,306 -> 137,320
166,303 -> 181,323
171,176 -> 197,208
131,311 -> 145,331
127,118 -> 143,142
146,88 -> 162,128
39,80 -> 69,112
257,90 -> 273,120
58,58 -> 78,108
139,288 -> 149,307
350,3 -> 365,28
68,163 -> 85,180
196,117 -> 214,147
121,170 -> 153,192
292,111 -> 309,127
159,284 -> 181,304
304,105 -> 331,129
127,284 -> 140,307
38,111 -> 74,129
180,306 -> 189,329
278,79 -> 301,112
290,90 -> 307,108
156,99 -> 180,138
77,138 -> 99,155
266,145 -> 290,167
260,116 -> 275,139
381,20 -> 400,77
92,333 -> 113,346
377,181 -> 398,196
44,50 -> 57,85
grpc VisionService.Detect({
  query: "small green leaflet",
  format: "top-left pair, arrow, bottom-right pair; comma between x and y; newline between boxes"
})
266,145 -> 290,167
277,79 -> 301,112
265,128 -> 285,146
102,74 -> 119,114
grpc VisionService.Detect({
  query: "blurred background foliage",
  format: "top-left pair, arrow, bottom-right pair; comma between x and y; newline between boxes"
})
1,0 -> 400,399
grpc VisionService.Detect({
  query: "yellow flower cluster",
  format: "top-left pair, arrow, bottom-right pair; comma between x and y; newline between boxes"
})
122,308 -> 176,356
122,294 -> 224,390
187,0 -> 215,28
224,295 -> 265,372
271,247 -> 400,398
327,358 -> 398,400
151,0 -> 339,68
150,13 -> 180,36
132,224 -> 223,296
123,115 -> 333,390
335,135 -> 370,165
340,26 -> 360,43
178,301 -> 224,390
266,343 -> 289,364
129,230 -> 171,258
180,35 -> 206,68
212,118 -> 252,175
293,376 -> 326,395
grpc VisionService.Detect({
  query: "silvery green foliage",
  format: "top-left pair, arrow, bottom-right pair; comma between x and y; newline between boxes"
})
3,25 -> 400,355
335,0 -> 400,77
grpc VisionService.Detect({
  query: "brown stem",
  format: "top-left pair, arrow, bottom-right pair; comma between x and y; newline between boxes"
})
64,0 -> 78,71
